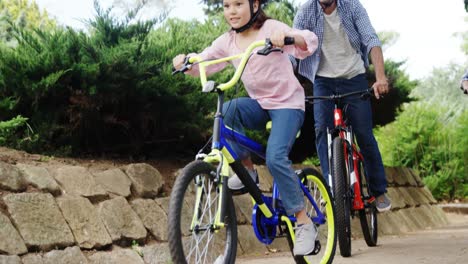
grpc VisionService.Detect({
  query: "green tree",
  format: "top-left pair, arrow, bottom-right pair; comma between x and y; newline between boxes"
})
375,63 -> 467,201
0,0 -> 56,44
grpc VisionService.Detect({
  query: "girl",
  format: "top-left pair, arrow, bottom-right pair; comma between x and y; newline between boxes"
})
173,0 -> 318,256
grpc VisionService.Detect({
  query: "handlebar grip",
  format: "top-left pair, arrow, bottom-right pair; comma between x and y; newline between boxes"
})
284,37 -> 295,45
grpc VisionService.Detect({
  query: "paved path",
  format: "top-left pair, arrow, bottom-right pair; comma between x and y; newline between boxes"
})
237,213 -> 468,264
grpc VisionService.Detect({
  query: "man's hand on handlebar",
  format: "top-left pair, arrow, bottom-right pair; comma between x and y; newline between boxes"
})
372,77 -> 389,100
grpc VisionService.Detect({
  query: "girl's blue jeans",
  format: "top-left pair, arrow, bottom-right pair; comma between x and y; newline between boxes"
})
313,74 -> 387,196
223,97 -> 305,216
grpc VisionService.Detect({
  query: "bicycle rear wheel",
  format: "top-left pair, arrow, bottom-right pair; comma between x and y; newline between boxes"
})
357,160 -> 378,247
284,168 -> 336,264
332,137 -> 352,257
168,160 -> 237,264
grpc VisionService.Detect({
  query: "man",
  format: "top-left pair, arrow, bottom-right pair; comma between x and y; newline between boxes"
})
293,0 -> 391,212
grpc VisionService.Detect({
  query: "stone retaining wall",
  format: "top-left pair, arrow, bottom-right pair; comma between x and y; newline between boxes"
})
0,161 -> 448,263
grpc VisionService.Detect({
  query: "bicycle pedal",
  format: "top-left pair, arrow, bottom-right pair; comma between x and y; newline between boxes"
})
367,196 -> 376,205
306,240 -> 321,256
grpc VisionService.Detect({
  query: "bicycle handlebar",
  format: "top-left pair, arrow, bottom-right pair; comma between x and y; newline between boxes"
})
173,37 -> 295,92
305,88 -> 374,104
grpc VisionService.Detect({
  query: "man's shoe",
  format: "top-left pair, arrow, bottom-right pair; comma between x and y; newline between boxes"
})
376,193 -> 392,212
227,169 -> 259,190
293,223 -> 317,256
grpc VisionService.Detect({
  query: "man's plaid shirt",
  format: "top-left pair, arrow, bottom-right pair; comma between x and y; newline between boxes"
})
293,0 -> 381,83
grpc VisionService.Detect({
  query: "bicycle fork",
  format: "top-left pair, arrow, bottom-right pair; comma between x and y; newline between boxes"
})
198,148 -> 273,231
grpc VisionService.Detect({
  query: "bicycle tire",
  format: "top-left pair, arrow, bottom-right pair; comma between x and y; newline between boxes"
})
357,160 -> 378,247
332,137 -> 352,257
168,160 -> 237,264
284,168 -> 337,264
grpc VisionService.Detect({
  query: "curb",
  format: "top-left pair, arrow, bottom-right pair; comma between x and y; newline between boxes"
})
438,204 -> 468,214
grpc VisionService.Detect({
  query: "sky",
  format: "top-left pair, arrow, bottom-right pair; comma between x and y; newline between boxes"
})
33,0 -> 467,80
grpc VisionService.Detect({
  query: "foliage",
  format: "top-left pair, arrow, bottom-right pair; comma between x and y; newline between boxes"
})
264,0 -> 297,25
0,115 -> 38,150
0,2 -> 242,157
378,31 -> 400,52
0,0 -> 56,45
375,63 -> 468,200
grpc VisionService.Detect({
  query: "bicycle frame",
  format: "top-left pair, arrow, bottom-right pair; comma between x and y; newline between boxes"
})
329,105 -> 366,210
307,89 -> 375,211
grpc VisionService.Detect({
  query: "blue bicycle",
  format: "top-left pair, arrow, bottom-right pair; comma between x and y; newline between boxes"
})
167,39 -> 336,264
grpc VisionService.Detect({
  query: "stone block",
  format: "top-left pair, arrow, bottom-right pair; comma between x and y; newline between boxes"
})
57,195 -> 112,249
400,168 -> 417,187
429,205 -> 449,226
384,166 -> 397,186
421,186 -> 437,204
408,187 -> 430,206
255,165 -> 273,192
408,168 -> 424,187
43,246 -> 88,264
53,166 -> 107,201
412,206 -> 436,229
236,225 -> 268,257
396,188 -> 417,207
393,167 -> 409,186
394,209 -> 419,232
0,161 -> 27,191
88,248 -> 144,264
21,254 -> 44,264
233,195 -> 254,225
0,211 -> 27,255
131,199 -> 169,241
3,193 -> 74,251
124,163 -> 164,198
386,187 -> 406,209
16,163 -> 61,195
0,255 -> 21,264
97,197 -> 147,242
93,168 -> 132,197
376,213 -> 394,236
155,197 -> 170,214
378,211 -> 406,235
402,208 -> 425,230
386,211 -> 408,234
142,243 -> 171,264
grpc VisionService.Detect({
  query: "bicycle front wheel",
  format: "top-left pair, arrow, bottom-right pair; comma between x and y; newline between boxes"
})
301,168 -> 336,264
332,137 -> 352,257
357,160 -> 378,247
168,160 -> 237,264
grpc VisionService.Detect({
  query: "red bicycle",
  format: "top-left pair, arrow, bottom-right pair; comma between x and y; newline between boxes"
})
306,88 -> 378,257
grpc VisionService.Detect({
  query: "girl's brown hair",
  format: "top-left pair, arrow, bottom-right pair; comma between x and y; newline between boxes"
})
252,8 -> 270,29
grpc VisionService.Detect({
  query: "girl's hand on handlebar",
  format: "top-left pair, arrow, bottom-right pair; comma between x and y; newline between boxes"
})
271,31 -> 306,50
270,31 -> 287,47
372,77 -> 389,100
172,54 -> 187,71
